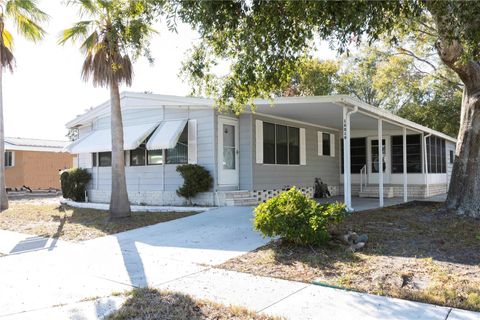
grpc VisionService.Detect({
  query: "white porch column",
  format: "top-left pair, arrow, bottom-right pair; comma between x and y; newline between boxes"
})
378,119 -> 384,207
403,127 -> 408,202
343,107 -> 352,211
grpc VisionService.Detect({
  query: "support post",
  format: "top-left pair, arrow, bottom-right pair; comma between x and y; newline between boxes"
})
343,107 -> 352,211
378,119 -> 384,207
403,127 -> 407,202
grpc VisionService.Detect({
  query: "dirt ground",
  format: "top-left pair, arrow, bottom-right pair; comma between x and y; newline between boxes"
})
220,201 -> 480,311
0,198 -> 197,241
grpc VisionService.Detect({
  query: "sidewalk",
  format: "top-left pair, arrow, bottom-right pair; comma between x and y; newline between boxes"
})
0,206 -> 479,320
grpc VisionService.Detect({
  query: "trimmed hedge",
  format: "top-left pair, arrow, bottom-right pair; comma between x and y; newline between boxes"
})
176,164 -> 213,205
254,187 -> 347,246
60,168 -> 92,202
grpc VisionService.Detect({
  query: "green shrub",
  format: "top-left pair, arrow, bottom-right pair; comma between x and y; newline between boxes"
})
176,164 -> 213,205
60,168 -> 92,202
253,187 -> 347,246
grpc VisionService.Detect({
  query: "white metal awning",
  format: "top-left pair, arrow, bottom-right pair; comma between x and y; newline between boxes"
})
146,120 -> 187,150
65,123 -> 158,154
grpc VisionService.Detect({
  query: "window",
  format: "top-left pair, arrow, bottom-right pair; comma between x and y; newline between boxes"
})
148,149 -> 163,165
130,146 -> 146,166
322,133 -> 331,156
276,125 -> 288,164
92,153 -> 97,167
288,127 -> 300,165
391,134 -> 422,173
341,138 -> 367,173
262,122 -> 301,165
98,152 -> 112,167
449,150 -> 454,164
5,151 -> 13,167
166,125 -> 188,164
426,136 -> 446,173
263,122 -> 276,164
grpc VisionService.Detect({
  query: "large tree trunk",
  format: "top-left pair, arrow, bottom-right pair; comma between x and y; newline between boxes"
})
109,81 -> 130,218
0,63 -> 7,211
446,86 -> 480,217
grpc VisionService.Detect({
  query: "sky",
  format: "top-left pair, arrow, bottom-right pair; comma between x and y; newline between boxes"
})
3,1 -> 336,141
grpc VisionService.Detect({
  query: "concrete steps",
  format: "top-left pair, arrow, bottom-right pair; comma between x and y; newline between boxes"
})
224,191 -> 258,206
358,186 -> 395,198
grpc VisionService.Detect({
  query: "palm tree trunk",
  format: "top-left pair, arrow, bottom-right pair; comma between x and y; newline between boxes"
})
109,81 -> 130,218
0,62 -> 8,211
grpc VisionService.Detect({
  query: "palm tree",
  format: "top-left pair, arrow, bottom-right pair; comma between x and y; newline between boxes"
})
0,1 -> 48,211
59,0 -> 157,218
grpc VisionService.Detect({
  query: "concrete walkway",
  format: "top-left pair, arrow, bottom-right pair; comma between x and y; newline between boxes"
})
0,206 -> 478,320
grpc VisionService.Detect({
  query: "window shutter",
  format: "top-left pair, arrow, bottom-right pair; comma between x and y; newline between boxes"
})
330,133 -> 335,157
84,153 -> 93,168
188,119 -> 198,164
300,128 -> 306,165
256,120 -> 263,164
318,131 -> 323,156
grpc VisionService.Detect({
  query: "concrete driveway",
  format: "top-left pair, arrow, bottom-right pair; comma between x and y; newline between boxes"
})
1,205 -> 479,320
0,206 -> 269,317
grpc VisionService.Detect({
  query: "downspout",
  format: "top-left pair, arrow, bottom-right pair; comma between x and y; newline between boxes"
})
423,133 -> 432,198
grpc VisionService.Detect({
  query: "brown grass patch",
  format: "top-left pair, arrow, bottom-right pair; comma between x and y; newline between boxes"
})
220,201 -> 480,311
106,288 -> 282,320
0,202 -> 197,241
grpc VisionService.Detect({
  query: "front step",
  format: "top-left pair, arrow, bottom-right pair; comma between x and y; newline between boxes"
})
224,190 -> 259,206
358,186 -> 395,198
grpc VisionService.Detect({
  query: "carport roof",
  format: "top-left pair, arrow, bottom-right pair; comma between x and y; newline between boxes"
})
66,92 -> 456,143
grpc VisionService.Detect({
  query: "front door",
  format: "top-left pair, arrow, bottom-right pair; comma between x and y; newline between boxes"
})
218,117 -> 239,187
368,137 -> 390,183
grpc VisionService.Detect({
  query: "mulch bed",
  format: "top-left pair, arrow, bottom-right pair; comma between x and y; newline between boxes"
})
219,201 -> 480,311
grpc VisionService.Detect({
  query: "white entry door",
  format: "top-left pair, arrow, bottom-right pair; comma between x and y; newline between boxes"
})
218,117 -> 239,187
368,137 -> 391,184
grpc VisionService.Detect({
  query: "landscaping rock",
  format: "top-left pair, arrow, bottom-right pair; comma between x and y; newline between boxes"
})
348,232 -> 359,243
355,234 -> 368,244
347,242 -> 365,252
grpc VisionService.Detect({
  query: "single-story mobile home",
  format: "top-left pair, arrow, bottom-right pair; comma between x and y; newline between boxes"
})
65,92 -> 456,210
5,137 -> 74,190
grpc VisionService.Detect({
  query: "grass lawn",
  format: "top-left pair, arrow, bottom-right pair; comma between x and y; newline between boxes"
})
0,201 -> 198,241
220,201 -> 480,311
106,288 -> 282,320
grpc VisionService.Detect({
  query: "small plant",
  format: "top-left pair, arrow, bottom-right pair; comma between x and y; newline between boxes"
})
254,187 -> 347,246
176,164 -> 213,205
60,168 -> 92,202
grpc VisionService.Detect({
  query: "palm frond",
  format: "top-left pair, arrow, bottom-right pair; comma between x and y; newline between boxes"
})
81,39 -> 133,88
58,20 -> 94,45
65,0 -> 99,18
0,25 -> 15,72
2,28 -> 14,51
6,0 -> 48,41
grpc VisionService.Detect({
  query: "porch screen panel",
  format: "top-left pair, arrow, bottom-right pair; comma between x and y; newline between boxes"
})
341,137 -> 367,174
391,134 -> 422,173
426,136 -> 446,173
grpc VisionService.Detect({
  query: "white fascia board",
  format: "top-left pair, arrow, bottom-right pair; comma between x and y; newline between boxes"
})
65,92 -> 213,129
339,96 -> 457,143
